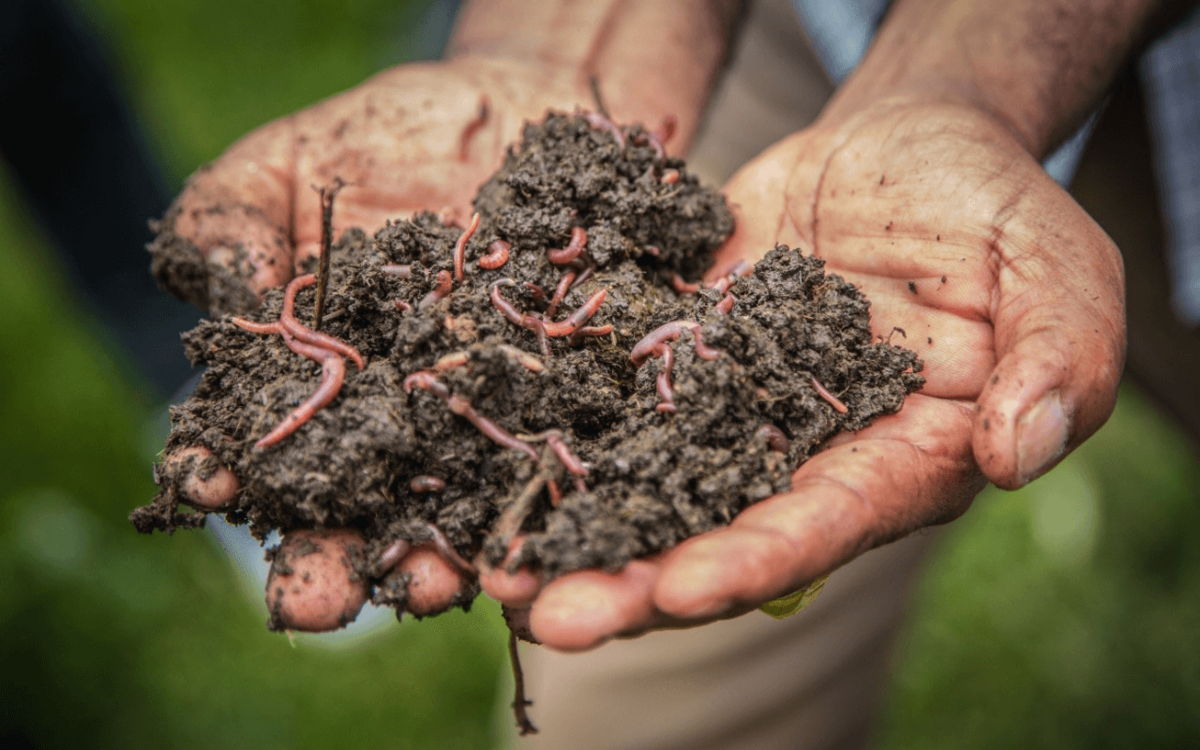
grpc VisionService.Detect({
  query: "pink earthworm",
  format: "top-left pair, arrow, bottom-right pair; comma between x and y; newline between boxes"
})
630,320 -> 702,365
250,329 -> 347,449
491,281 -> 530,327
433,351 -> 470,372
811,377 -> 849,414
654,115 -> 677,146
755,424 -> 790,454
394,299 -> 413,312
420,521 -> 478,576
545,432 -> 588,476
548,227 -> 588,265
499,345 -> 545,373
542,290 -> 607,336
547,271 -> 576,318
547,478 -> 563,507
410,475 -> 446,493
567,324 -> 613,346
381,264 -> 412,277
583,111 -> 625,149
453,212 -> 481,283
670,273 -> 700,294
571,264 -> 596,289
692,328 -> 721,360
403,370 -> 450,398
459,95 -> 490,161
715,293 -> 736,315
277,274 -> 365,370
479,239 -> 511,269
524,281 -> 547,304
660,169 -> 680,185
376,539 -> 412,574
419,270 -> 454,309
447,394 -> 540,462
655,345 -> 677,414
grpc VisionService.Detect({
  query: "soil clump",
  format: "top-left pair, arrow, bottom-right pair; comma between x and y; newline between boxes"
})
134,112 -> 923,616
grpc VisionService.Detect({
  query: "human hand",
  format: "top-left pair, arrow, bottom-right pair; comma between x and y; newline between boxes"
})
483,98 -> 1125,650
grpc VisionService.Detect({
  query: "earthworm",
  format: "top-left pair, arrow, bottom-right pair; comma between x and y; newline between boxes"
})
571,264 -> 596,289
410,475 -> 447,493
546,478 -> 563,507
711,276 -> 735,294
692,329 -> 721,360
250,330 -> 347,448
583,111 -> 625,149
420,521 -> 478,576
654,114 -> 677,146
277,274 -> 365,370
630,320 -> 702,365
567,324 -> 613,346
433,351 -> 470,372
479,239 -> 511,269
545,432 -> 588,476
499,345 -> 545,373
447,394 -> 540,462
394,299 -> 413,312
524,282 -> 546,304
381,264 -> 411,277
655,345 -> 677,413
459,95 -> 489,161
660,169 -> 680,185
403,370 -> 450,398
715,293 -> 736,315
670,273 -> 700,294
810,377 -> 849,414
547,271 -> 576,318
542,290 -> 607,336
491,281 -> 528,326
644,245 -> 661,256
419,270 -> 454,309
547,227 -> 587,265
453,212 -> 481,283
376,539 -> 412,574
529,316 -> 552,359
755,424 -> 790,454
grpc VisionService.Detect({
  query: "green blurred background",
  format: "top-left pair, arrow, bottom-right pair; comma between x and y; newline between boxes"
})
1,1 -> 1197,748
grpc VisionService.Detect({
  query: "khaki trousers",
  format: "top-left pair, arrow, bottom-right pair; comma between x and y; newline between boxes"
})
500,2 -> 942,747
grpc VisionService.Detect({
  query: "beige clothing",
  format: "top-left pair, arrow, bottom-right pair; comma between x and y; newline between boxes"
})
499,1 -> 940,747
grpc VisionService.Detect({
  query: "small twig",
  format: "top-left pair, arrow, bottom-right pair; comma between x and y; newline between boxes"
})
312,178 -> 346,331
508,630 -> 538,735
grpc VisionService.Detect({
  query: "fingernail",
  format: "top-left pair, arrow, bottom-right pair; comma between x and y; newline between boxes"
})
1016,392 -> 1068,485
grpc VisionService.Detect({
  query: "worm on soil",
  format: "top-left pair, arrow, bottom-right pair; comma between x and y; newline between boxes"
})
453,212 -> 481,283
810,377 -> 849,413
479,239 -> 511,269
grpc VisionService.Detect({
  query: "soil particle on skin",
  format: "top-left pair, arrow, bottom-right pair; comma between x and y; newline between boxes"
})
135,112 -> 923,620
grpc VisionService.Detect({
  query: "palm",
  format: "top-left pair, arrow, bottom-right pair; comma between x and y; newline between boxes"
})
520,102 -> 1124,650
171,57 -> 593,308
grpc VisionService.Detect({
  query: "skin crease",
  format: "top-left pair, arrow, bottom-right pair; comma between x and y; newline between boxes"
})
160,0 -> 1140,643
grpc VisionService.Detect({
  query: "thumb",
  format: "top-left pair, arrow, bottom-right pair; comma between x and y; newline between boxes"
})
974,185 -> 1125,488
153,117 -> 296,316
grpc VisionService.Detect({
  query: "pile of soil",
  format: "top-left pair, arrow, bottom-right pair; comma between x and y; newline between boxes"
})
133,112 -> 923,617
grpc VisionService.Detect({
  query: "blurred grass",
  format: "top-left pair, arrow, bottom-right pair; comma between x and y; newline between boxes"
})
875,387 -> 1200,749
1,0 -> 1198,748
0,1 -> 508,749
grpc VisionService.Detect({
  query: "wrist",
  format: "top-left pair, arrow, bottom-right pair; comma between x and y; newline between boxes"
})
447,0 -> 744,149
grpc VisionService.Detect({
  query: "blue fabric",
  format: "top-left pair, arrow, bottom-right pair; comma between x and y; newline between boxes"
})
1141,9 -> 1200,324
792,0 -> 1200,325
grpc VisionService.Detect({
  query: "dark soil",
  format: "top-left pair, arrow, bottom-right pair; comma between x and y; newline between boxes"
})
134,112 -> 923,616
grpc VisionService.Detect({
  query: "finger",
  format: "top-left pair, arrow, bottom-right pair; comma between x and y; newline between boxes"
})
265,528 -> 369,632
169,118 -> 296,310
479,565 -> 544,609
653,394 -> 983,619
390,544 -> 471,618
973,180 -> 1125,488
529,560 -> 663,652
163,446 -> 238,510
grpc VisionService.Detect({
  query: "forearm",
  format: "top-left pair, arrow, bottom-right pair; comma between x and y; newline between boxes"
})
448,0 -> 744,148
822,0 -> 1193,156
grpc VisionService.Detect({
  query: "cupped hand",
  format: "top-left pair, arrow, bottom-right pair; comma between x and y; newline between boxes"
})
484,99 -> 1125,650
163,55 -> 602,627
